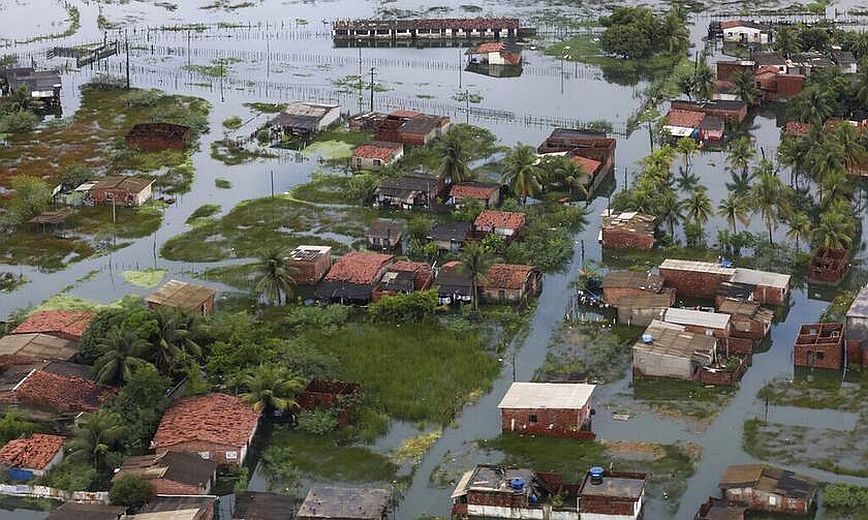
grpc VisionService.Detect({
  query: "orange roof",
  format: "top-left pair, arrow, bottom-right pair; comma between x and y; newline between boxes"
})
16,370 -> 113,412
474,210 -> 526,231
0,434 -> 64,470
353,142 -> 402,160
784,121 -> 810,136
389,110 -> 422,119
12,311 -> 96,340
571,155 -> 602,174
450,183 -> 499,199
476,42 -> 506,53
388,261 -> 434,289
152,393 -> 260,451
324,251 -> 394,285
666,109 -> 705,128
484,264 -> 537,290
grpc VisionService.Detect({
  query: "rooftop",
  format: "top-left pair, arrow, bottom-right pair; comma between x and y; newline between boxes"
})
718,299 -> 773,323
579,470 -> 647,500
145,280 -> 216,312
366,219 -> 406,239
602,270 -> 663,292
847,285 -> 868,319
152,393 -> 260,450
633,321 -> 717,362
90,175 -> 155,193
720,464 -> 817,499
0,333 -> 79,361
114,451 -> 217,488
138,496 -> 215,515
298,486 -> 391,519
11,310 -> 95,340
731,268 -> 790,289
233,491 -> 300,520
720,19 -> 766,30
752,52 -> 787,66
387,261 -> 434,289
0,433 -> 64,470
613,293 -> 673,308
289,245 -> 332,262
498,382 -> 595,410
324,251 -> 394,285
601,210 -> 656,236
662,307 -> 731,330
474,209 -> 526,231
659,259 -> 735,276
427,221 -> 471,242
375,172 -> 439,197
467,41 -> 523,55
450,182 -> 500,199
46,503 -> 125,520
665,109 -> 705,129
16,367 -> 113,412
352,141 -> 403,160
484,263 -> 538,290
453,465 -> 537,498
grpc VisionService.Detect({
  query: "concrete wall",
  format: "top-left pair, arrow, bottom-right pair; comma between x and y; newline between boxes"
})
724,487 -> 811,515
633,349 -> 696,380
659,268 -> 732,299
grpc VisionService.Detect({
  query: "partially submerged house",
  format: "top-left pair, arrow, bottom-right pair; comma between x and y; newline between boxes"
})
427,221 -> 471,252
232,492 -> 300,520
717,299 -> 773,354
465,41 -> 523,66
448,182 -> 501,208
288,245 -> 333,285
632,321 -> 717,380
151,393 -> 261,466
729,268 -> 790,305
482,264 -> 541,303
474,210 -> 526,239
663,108 -> 705,140
537,129 -> 616,175
269,102 -> 341,136
670,100 -> 748,124
114,451 -> 217,495
373,171 -> 441,210
435,260 -> 473,305
146,280 -> 216,316
694,497 -> 747,520
351,141 -> 404,170
498,382 -> 595,439
373,110 -> 450,145
0,67 -> 61,106
578,468 -> 648,520
719,465 -> 817,516
125,123 -> 192,152
298,486 -> 391,520
366,219 -> 406,251
613,293 -> 675,327
376,260 -> 435,296
316,251 -> 394,304
86,176 -> 155,207
600,210 -> 656,249
658,259 -> 790,304
660,307 -> 732,349
0,433 -> 64,480
845,285 -> 868,367
807,247 -> 848,285
601,271 -> 667,306
297,379 -> 362,428
719,20 -> 771,44
794,322 -> 843,370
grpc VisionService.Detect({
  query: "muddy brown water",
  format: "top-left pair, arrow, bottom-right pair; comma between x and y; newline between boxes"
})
2,0 -> 868,518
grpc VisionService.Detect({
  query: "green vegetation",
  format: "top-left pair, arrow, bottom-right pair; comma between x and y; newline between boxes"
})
536,323 -> 640,383
182,58 -> 238,78
66,202 -> 165,240
223,116 -> 243,129
633,378 -> 736,420
215,178 -> 232,189
290,174 -> 353,204
109,474 -> 154,509
392,430 -> 442,464
186,204 -> 221,225
121,269 -> 168,288
211,139 -> 278,165
244,102 -> 287,113
758,375 -> 866,412
824,483 -> 868,510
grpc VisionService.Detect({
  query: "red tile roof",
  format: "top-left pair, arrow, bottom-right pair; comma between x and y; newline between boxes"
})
474,210 -> 526,231
571,155 -> 602,175
389,110 -> 422,119
388,261 -> 434,290
15,370 -> 113,412
152,393 -> 260,451
484,264 -> 538,290
784,121 -> 810,136
353,142 -> 402,160
666,109 -> 705,129
324,252 -> 394,285
450,183 -> 499,200
476,42 -> 506,54
0,434 -> 64,470
11,311 -> 96,340
755,66 -> 780,76
414,18 -> 520,30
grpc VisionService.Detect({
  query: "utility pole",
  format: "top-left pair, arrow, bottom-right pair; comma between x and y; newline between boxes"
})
464,89 -> 469,125
187,30 -> 191,69
270,170 -> 275,198
125,29 -> 130,89
369,66 -> 376,112
459,45 -> 463,88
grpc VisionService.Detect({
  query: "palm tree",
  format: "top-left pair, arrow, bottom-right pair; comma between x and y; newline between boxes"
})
792,88 -> 835,126
774,28 -> 800,57
778,135 -> 809,187
459,242 -> 493,311
254,248 -> 296,306
785,212 -> 813,251
718,193 -> 749,233
676,137 -> 698,171
806,137 -> 845,182
725,171 -> 755,197
152,309 -> 202,376
818,169 -> 852,207
813,208 -> 856,250
240,364 -> 305,414
750,171 -> 785,245
94,328 -> 150,385
674,170 -> 700,192
664,7 -> 689,56
855,64 -> 868,107
833,123 -> 865,172
731,69 -> 762,106
66,410 -> 126,471
501,144 -> 543,203
693,61 -> 717,101
553,157 -> 589,199
653,189 -> 682,238
681,188 -> 713,224
437,130 -> 472,184
727,136 -> 755,176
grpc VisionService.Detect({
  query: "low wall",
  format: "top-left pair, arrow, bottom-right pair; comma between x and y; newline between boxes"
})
0,483 -> 109,503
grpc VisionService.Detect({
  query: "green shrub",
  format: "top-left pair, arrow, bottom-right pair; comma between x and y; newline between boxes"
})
109,474 -> 154,509
824,483 -> 868,509
256,128 -> 271,143
0,412 -> 40,444
223,116 -> 243,129
297,409 -> 338,435
0,111 -> 39,133
39,461 -> 97,491
368,291 -> 438,323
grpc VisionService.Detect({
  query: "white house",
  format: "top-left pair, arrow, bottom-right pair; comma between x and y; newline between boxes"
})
720,20 -> 770,44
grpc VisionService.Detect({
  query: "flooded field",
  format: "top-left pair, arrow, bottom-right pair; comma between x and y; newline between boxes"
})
1,0 -> 868,519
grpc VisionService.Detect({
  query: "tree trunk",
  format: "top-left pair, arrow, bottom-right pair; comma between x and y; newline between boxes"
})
472,277 -> 479,311
768,221 -> 774,245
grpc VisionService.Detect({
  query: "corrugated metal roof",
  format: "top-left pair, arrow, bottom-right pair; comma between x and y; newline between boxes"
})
846,285 -> 868,319
633,321 -> 717,362
731,268 -> 790,289
498,382 -> 595,409
659,259 -> 735,275
663,308 -> 731,330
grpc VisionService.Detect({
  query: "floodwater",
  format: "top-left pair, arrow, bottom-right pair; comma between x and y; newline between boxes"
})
2,0 -> 868,518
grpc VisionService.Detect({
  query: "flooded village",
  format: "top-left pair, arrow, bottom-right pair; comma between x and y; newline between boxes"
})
0,0 -> 867,519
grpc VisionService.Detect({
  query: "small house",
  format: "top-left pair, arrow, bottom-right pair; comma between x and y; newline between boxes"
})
233,492 -> 300,520
0,67 -> 61,105
4,361 -> 114,414
146,280 -> 216,316
373,110 -> 451,145
788,52 -> 836,77
151,393 -> 261,466
632,321 -> 717,380
435,260 -> 473,305
0,333 -> 79,361
659,259 -> 736,299
297,379 -> 362,428
0,433 -> 64,480
660,307 -> 731,348
373,172 -> 441,210
427,221 -> 471,252
46,503 -> 125,520
498,382 -> 595,439
474,210 -> 526,239
719,465 -> 817,516
133,496 -> 215,520
694,498 -> 747,520
377,261 -> 435,295
730,268 -> 790,305
537,128 -> 617,176
794,322 -> 843,370
717,299 -> 773,354
600,210 -> 656,249
316,251 -> 394,304
298,486 -> 391,520
449,182 -> 501,208
670,99 -> 748,124
715,281 -> 755,307
578,468 -> 648,520
601,270 -> 667,306
845,285 -> 868,367
87,176 -> 154,207
351,141 -> 404,170
366,219 -> 406,251
482,264 -> 541,303
663,109 -> 704,140
465,41 -> 523,66
831,49 -> 858,74
614,293 -> 675,327
752,52 -> 788,73
288,245 -> 333,285
125,123 -> 192,152
11,310 -> 95,343
114,451 -> 217,495
699,115 -> 725,143
269,102 -> 341,136
807,247 -> 848,285
753,69 -> 806,101
720,20 -> 770,44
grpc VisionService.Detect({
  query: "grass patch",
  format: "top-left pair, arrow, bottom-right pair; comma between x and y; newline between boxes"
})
536,322 -> 640,383
199,263 -> 260,290
0,232 -> 94,271
67,202 -> 164,240
632,377 -> 736,420
244,102 -> 287,113
121,268 -> 168,288
290,174 -> 353,204
211,139 -> 278,165
392,430 -> 442,464
33,294 -> 140,313
186,203 -> 221,225
223,116 -> 243,129
601,245 -> 719,272
215,178 -> 232,189
302,140 -> 355,160
757,374 -> 866,412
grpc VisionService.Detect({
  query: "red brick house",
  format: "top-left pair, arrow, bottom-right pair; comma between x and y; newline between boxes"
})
807,247 -> 848,285
125,123 -> 192,152
376,260 -> 435,297
146,280 -> 216,316
481,264 -> 541,303
719,465 -> 817,516
374,111 -> 450,145
670,100 -> 748,123
659,259 -> 736,299
717,299 -> 773,354
288,245 -> 333,285
498,382 -> 596,439
351,141 -> 404,170
730,268 -> 790,305
87,176 -> 155,207
794,323 -> 843,370
695,497 -> 747,520
11,310 -> 95,342
7,362 -> 114,413
0,433 -> 64,479
660,307 -> 732,352
601,271 -> 668,306
474,210 -> 526,239
536,128 -> 616,176
600,210 -> 656,249
114,451 -> 217,495
316,251 -> 394,304
449,182 -> 501,208
151,393 -> 261,466
579,468 -> 648,520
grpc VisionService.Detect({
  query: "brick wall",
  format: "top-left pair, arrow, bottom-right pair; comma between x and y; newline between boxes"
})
579,495 -> 636,516
697,356 -> 749,386
150,478 -> 207,496
659,268 -> 732,299
468,489 -> 527,508
725,488 -> 811,515
728,335 -> 755,355
601,228 -> 654,249
793,342 -> 843,370
501,408 -> 594,439
752,285 -> 787,305
155,441 -> 245,466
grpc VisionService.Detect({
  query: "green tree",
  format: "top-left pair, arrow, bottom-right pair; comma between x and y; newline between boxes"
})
785,211 -> 812,252
726,136 -> 755,176
791,87 -> 835,125
653,189 -> 682,238
750,171 -> 785,245
458,241 -> 493,311
774,27 -> 800,57
78,304 -> 158,365
681,188 -> 713,224
6,175 -> 52,224
718,193 -> 749,233
551,156 -> 590,199
152,308 -> 202,376
676,137 -> 698,171
437,130 -> 473,184
813,206 -> 856,250
599,6 -> 664,59
240,364 -> 305,414
501,144 -> 544,203
109,364 -> 169,453
254,248 -> 296,306
730,69 -> 762,106
369,291 -> 438,322
109,474 -> 154,510
67,409 -> 126,471
818,169 -> 851,207
344,173 -> 378,205
94,328 -> 152,385
0,412 -> 39,444
693,60 -> 717,100
855,62 -> 868,107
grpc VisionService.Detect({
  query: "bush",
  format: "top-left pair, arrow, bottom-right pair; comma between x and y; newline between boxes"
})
256,128 -> 271,143
824,483 -> 868,509
0,412 -> 40,444
223,116 -> 243,129
77,303 -> 159,364
109,474 -> 154,509
0,110 -> 39,133
296,409 -> 338,435
5,175 -> 51,224
368,291 -> 438,323
39,461 -> 98,491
